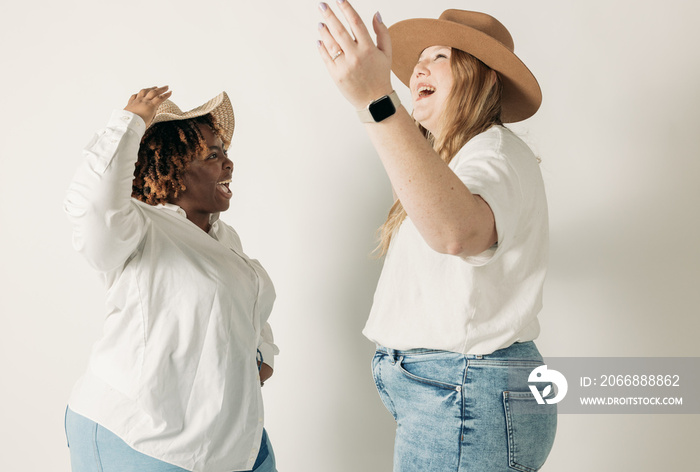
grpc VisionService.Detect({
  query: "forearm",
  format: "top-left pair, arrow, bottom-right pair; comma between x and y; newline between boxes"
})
315,2 -> 495,256
364,107 -> 496,256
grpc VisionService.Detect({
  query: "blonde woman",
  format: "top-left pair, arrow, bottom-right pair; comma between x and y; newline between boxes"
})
317,2 -> 556,471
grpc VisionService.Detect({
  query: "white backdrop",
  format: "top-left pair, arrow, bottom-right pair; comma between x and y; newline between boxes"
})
1,0 -> 698,470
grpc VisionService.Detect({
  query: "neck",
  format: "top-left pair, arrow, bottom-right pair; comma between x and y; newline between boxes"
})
173,202 -> 212,232
188,214 -> 212,233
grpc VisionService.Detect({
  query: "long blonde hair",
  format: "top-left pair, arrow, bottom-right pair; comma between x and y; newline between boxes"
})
376,48 -> 504,256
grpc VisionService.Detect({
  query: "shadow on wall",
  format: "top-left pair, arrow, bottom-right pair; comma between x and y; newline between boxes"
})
320,140 -> 398,470
543,67 -> 700,358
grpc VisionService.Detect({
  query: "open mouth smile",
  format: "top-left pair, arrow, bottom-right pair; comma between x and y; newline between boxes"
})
416,84 -> 436,99
217,179 -> 232,197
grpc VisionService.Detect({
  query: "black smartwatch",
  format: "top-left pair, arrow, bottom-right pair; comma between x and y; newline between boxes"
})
357,91 -> 401,123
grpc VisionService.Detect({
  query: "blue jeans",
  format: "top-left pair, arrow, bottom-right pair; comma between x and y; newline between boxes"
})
372,341 -> 557,472
64,408 -> 276,472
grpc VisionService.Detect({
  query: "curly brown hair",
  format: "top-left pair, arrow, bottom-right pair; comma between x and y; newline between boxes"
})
131,114 -> 228,205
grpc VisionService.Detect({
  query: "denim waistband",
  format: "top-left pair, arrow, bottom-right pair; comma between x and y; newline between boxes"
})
375,341 -> 542,361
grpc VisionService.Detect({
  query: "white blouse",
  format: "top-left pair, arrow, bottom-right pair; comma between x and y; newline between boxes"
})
64,110 -> 278,472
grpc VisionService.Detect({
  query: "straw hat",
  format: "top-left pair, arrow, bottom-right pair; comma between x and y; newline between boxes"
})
389,9 -> 541,122
149,91 -> 235,145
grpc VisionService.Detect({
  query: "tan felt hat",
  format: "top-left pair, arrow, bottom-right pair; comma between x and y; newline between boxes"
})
389,9 -> 541,122
149,91 -> 235,145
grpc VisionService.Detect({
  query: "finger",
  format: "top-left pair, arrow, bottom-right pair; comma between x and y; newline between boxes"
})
318,2 -> 355,50
149,91 -> 173,108
317,40 -> 336,67
146,85 -> 169,99
373,11 -> 391,57
152,90 -> 172,105
336,0 -> 373,46
136,86 -> 158,97
318,23 -> 343,61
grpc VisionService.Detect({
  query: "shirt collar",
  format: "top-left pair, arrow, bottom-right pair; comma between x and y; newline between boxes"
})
156,203 -> 221,225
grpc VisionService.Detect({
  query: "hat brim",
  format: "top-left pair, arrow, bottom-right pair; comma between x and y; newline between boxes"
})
149,91 -> 235,146
389,18 -> 541,123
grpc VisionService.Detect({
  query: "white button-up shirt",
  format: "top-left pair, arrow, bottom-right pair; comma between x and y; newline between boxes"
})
64,110 -> 278,472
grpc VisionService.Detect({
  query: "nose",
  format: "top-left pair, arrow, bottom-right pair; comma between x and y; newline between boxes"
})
413,58 -> 430,78
223,155 -> 233,171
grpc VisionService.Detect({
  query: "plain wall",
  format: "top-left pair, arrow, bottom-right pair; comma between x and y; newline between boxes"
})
1,0 -> 698,470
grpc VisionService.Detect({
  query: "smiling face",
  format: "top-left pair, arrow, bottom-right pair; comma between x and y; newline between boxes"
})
171,124 -> 233,231
409,45 -> 455,137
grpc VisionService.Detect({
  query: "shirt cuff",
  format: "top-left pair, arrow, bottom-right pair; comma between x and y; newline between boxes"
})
110,109 -> 147,136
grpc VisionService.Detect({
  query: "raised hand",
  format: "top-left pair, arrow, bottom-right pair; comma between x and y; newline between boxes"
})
124,86 -> 173,127
316,0 -> 393,109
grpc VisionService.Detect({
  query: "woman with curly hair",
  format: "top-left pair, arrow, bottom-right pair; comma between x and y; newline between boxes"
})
317,3 -> 556,471
63,86 -> 278,472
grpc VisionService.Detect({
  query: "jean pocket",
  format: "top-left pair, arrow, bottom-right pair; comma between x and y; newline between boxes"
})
503,391 -> 557,472
396,354 -> 463,391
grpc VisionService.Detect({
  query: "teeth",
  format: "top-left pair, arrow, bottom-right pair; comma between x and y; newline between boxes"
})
418,85 -> 436,94
217,180 -> 232,195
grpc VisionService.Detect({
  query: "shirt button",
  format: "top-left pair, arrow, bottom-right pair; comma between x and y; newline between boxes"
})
121,115 -> 131,122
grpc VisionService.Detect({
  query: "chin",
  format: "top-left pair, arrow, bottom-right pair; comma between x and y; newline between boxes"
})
209,203 -> 230,214
411,107 -> 426,123
412,112 -> 432,131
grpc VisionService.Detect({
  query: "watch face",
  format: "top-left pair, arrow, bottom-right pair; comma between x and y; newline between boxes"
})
369,95 -> 397,122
